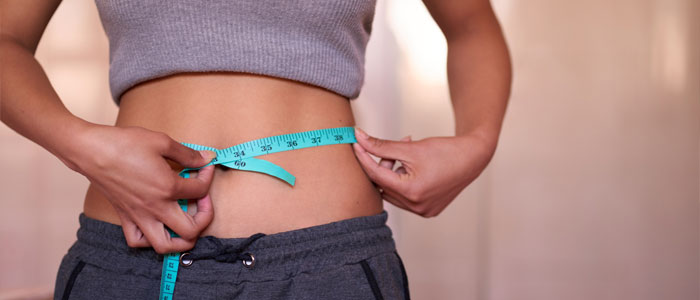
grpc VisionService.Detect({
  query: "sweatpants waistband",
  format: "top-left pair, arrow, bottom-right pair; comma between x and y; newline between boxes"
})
68,211 -> 396,284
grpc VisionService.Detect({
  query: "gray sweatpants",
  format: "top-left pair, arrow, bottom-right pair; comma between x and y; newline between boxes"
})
54,211 -> 410,300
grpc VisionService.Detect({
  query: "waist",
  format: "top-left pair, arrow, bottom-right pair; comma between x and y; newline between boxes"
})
83,72 -> 382,237
69,211 -> 395,282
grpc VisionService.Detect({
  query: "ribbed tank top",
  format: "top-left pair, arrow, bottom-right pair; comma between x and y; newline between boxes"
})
93,0 -> 377,105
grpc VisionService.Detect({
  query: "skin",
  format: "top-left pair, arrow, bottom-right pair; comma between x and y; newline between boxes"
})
0,0 -> 510,254
353,0 -> 512,217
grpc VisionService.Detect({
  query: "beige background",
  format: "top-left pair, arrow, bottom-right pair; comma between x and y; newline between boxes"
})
1,0 -> 698,299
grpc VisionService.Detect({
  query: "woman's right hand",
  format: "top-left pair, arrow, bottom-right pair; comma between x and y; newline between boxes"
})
61,123 -> 217,254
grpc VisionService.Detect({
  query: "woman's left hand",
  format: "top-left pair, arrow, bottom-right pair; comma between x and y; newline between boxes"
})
352,127 -> 496,217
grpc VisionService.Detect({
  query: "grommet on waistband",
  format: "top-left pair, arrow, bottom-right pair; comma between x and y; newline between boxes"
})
179,252 -> 193,267
241,253 -> 255,269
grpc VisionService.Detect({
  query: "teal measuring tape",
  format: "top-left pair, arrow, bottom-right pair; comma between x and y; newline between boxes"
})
159,126 -> 357,299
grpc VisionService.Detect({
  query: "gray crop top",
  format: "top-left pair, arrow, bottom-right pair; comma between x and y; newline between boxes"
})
93,0 -> 377,105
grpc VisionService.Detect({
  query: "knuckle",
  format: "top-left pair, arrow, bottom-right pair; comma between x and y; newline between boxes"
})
125,237 -> 139,248
159,178 -> 178,199
151,241 -> 169,254
404,187 -> 422,203
155,132 -> 172,149
178,227 -> 198,241
164,187 -> 178,200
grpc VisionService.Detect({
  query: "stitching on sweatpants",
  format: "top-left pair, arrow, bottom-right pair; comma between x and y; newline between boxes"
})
360,260 -> 384,300
61,260 -> 86,300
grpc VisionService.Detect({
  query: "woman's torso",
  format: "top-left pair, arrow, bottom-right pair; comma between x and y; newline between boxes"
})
83,72 -> 383,237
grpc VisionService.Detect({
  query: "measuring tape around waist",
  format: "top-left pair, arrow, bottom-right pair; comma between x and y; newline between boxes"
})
159,126 -> 357,300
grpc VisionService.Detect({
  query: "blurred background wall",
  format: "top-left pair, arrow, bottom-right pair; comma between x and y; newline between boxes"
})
1,0 -> 698,299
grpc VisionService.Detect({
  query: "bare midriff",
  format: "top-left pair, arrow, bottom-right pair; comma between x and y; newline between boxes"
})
82,72 -> 383,238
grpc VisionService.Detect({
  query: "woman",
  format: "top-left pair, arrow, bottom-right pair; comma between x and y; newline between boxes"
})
0,0 -> 510,299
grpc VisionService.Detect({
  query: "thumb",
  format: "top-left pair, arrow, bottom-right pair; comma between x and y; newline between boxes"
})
164,139 -> 217,168
354,127 -> 409,160
196,150 -> 218,166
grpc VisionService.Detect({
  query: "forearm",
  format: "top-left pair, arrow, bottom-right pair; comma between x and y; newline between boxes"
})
0,39 -> 92,166
445,10 -> 511,148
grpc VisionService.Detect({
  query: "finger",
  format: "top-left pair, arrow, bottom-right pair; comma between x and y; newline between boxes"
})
172,164 -> 216,199
138,219 -> 196,254
378,158 -> 396,170
157,202 -> 200,241
381,189 -> 411,211
382,187 -> 431,216
118,212 -> 151,248
191,194 -> 214,232
162,136 -> 217,168
354,128 -> 409,160
353,142 -> 403,191
395,166 -> 407,175
161,193 -> 214,240
377,135 -> 412,170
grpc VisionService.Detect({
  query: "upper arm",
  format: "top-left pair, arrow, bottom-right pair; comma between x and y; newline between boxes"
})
0,0 -> 63,53
420,0 -> 499,41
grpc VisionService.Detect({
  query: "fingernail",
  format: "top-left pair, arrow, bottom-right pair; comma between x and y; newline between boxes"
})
355,127 -> 369,139
199,150 -> 217,161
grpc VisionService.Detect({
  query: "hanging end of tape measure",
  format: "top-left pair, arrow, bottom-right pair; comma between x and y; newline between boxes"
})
275,172 -> 296,187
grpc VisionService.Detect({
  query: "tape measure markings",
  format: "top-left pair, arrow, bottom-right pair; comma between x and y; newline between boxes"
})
182,127 -> 355,173
159,126 -> 357,300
